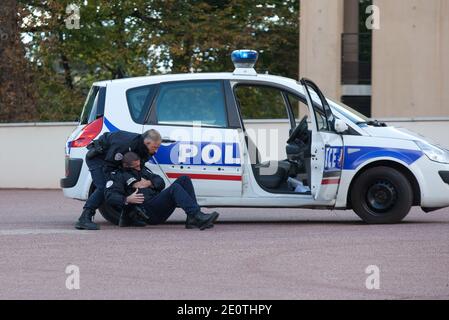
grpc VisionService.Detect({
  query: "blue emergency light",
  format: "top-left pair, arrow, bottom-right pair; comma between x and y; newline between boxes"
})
231,50 -> 258,68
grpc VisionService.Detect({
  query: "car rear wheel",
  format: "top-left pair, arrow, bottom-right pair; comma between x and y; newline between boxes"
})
98,202 -> 121,225
350,166 -> 413,224
87,185 -> 121,225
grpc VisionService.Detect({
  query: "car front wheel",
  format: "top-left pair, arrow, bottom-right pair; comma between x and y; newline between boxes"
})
350,166 -> 413,224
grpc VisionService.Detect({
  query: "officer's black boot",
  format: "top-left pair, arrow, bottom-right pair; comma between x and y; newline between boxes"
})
119,209 -> 146,227
75,209 -> 99,230
185,211 -> 219,230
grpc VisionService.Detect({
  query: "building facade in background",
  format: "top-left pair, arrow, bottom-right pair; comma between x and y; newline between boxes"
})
299,0 -> 449,119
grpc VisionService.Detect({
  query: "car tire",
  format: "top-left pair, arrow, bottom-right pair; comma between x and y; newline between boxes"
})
98,202 -> 121,225
350,166 -> 413,224
87,183 -> 121,225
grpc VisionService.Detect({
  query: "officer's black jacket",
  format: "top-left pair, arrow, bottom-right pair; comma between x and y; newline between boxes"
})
90,130 -> 151,175
104,166 -> 166,209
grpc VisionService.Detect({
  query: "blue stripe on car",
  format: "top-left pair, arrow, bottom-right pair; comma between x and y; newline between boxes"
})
343,146 -> 423,170
102,119 -> 419,169
104,117 -> 120,132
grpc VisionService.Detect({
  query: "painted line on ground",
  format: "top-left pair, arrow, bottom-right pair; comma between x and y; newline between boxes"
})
0,229 -> 92,236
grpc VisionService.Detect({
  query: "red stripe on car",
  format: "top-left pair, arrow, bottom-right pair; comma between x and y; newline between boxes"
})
166,173 -> 242,181
321,178 -> 340,185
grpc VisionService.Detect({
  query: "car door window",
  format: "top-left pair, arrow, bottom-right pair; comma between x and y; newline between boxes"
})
314,108 -> 330,131
301,79 -> 334,132
155,81 -> 228,128
235,85 -> 289,120
234,84 -> 292,163
286,93 -> 310,125
79,86 -> 106,125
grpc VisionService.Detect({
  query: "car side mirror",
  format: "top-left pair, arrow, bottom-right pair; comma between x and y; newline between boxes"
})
334,118 -> 349,134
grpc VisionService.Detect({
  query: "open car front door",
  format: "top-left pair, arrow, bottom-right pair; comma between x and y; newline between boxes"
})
300,78 -> 344,202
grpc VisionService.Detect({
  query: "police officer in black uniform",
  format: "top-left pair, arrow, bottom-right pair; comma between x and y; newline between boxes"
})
104,152 -> 166,227
75,129 -> 162,230
105,152 -> 219,230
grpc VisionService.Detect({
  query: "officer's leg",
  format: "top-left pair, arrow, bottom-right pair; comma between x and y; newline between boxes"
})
75,158 -> 105,230
83,166 -> 106,211
144,184 -> 218,230
172,176 -> 198,205
172,176 -> 216,230
144,183 -> 196,225
144,191 -> 177,225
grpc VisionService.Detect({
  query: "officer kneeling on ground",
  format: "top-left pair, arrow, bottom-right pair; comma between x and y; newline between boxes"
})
75,129 -> 163,230
105,152 -> 219,230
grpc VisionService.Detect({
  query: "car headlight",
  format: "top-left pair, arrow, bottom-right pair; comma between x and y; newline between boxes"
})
415,141 -> 449,164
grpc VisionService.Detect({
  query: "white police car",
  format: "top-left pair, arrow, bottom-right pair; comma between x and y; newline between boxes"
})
61,50 -> 449,224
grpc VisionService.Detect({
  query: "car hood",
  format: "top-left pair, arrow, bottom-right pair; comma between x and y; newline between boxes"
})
362,125 -> 435,144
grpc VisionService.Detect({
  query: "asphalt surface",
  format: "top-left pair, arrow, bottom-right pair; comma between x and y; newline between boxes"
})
0,189 -> 448,300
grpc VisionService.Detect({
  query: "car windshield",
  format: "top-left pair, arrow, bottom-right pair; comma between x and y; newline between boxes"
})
327,99 -> 369,125
296,82 -> 369,126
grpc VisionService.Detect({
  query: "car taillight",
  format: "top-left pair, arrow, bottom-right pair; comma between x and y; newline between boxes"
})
70,117 -> 103,148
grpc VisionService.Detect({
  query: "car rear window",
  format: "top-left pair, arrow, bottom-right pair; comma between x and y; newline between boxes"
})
79,86 -> 105,125
126,85 -> 157,124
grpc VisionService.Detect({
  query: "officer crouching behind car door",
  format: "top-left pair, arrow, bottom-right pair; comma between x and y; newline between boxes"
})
105,152 -> 219,230
75,129 -> 162,230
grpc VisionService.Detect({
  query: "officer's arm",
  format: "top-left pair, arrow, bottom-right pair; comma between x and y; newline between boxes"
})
96,132 -> 111,149
122,172 -> 139,190
103,131 -> 137,174
104,173 -> 127,208
142,168 -> 165,191
103,163 -> 117,177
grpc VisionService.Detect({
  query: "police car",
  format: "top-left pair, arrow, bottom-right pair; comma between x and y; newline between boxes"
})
60,50 -> 449,224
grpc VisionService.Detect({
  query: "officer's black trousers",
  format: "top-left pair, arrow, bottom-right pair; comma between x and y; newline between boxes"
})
83,158 -> 107,212
143,176 -> 201,225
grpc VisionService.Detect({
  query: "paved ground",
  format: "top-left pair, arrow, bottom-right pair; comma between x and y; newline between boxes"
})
0,189 -> 448,300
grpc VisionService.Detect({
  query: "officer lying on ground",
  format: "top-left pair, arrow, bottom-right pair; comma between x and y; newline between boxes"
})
104,152 -> 219,230
75,129 -> 162,230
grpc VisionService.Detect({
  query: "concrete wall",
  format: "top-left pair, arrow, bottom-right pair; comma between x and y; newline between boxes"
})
372,0 -> 449,118
0,123 -> 76,189
299,0 -> 344,100
1,120 -> 448,189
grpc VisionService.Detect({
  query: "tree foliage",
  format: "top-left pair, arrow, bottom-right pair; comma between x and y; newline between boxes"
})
0,0 -> 37,122
1,0 -> 299,122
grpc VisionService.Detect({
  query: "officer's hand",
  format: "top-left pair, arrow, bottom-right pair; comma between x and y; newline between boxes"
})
126,189 -> 145,204
133,179 -> 153,189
